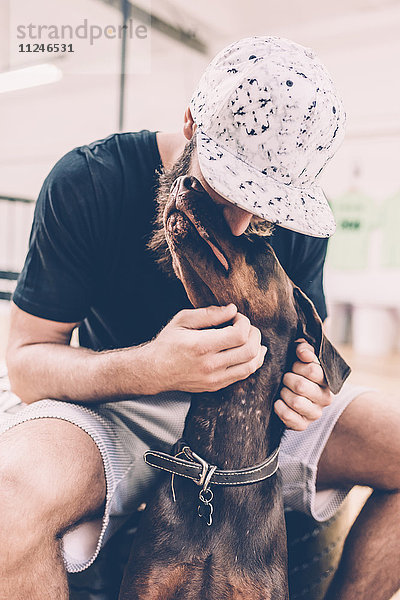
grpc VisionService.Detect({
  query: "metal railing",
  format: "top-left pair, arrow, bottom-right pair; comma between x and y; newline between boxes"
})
0,195 -> 35,302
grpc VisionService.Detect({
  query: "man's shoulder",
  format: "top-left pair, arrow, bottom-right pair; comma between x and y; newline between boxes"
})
41,129 -> 160,204
80,129 -> 157,157
55,129 -> 158,177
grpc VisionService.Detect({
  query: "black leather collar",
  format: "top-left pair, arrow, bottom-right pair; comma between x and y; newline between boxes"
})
144,442 -> 280,488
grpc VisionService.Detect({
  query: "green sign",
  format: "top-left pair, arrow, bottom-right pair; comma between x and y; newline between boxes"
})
327,191 -> 376,270
381,192 -> 400,268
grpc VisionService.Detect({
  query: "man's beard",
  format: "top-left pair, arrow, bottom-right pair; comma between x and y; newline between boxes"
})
147,137 -> 195,277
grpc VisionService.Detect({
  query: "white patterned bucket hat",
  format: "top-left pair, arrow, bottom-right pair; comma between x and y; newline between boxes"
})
189,36 -> 346,237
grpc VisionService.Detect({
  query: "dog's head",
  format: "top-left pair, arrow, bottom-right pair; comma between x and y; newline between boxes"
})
164,176 -> 350,394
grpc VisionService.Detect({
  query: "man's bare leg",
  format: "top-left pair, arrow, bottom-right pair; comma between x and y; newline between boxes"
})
0,418 -> 106,600
317,391 -> 400,600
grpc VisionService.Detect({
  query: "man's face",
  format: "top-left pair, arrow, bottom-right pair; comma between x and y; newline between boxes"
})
149,135 -> 267,277
189,148 -> 262,237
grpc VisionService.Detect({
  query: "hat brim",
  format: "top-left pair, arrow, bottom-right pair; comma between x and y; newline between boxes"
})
196,130 -> 336,238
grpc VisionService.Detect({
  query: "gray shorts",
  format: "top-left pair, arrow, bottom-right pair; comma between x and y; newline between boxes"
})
0,368 -> 369,573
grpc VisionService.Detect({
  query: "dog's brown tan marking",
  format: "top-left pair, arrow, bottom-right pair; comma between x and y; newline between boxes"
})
127,562 -> 276,600
119,176 -> 350,600
129,565 -> 190,600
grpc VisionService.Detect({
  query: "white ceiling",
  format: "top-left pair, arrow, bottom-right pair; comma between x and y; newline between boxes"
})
147,0 -> 400,51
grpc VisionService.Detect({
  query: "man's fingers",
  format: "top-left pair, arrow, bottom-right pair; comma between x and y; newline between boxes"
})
215,319 -> 261,358
280,387 -> 323,421
274,399 -> 309,431
202,312 -> 259,353
223,344 -> 267,382
291,360 -> 326,387
282,372 -> 325,404
165,307 -> 268,391
274,338 -> 332,431
216,335 -> 267,371
174,307 -> 262,355
227,312 -> 253,347
295,339 -> 318,363
175,304 -> 237,330
175,306 -> 255,352
199,344 -> 267,392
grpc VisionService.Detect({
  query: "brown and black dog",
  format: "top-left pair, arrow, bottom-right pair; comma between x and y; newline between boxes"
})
119,176 -> 350,600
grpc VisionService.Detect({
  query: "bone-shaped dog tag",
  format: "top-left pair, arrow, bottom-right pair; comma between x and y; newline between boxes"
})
198,500 -> 213,526
198,488 -> 214,526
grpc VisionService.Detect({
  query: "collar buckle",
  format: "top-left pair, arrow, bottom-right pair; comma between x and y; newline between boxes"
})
184,447 -> 217,488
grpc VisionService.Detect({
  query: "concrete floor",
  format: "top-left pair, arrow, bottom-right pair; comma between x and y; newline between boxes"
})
337,343 -> 400,397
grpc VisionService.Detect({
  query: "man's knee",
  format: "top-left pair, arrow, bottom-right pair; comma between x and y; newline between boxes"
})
0,419 -> 106,538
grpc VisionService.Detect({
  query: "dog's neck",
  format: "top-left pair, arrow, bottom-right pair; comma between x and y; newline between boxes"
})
182,332 -> 289,471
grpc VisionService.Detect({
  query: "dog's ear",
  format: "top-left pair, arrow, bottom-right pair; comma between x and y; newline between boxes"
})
293,286 -> 351,395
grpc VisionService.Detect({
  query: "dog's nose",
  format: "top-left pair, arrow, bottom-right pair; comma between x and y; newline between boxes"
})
222,204 -> 253,236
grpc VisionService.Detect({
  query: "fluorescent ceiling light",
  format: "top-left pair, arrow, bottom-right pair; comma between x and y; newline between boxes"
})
0,63 -> 62,94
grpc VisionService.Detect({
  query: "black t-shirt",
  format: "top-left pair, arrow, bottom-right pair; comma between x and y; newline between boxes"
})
13,130 -> 328,351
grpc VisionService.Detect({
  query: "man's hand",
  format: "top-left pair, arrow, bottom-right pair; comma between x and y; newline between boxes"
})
148,304 -> 267,394
274,339 -> 332,431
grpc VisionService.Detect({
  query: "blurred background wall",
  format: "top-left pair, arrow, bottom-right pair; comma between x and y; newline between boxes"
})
0,0 -> 399,388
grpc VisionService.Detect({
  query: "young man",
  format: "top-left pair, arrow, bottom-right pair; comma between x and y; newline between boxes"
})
1,36 -> 399,599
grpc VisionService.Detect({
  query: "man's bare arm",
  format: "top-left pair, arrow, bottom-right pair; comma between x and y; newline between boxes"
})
6,303 -> 157,404
6,302 -> 266,405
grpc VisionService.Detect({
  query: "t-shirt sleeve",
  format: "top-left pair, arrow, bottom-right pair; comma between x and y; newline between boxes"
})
290,236 -> 328,322
13,150 -> 101,322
